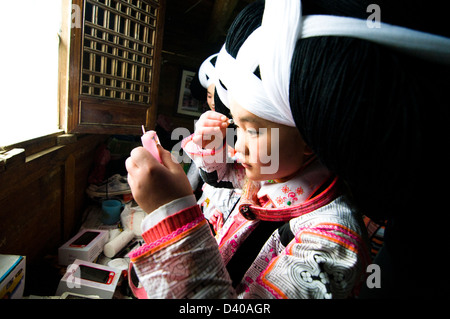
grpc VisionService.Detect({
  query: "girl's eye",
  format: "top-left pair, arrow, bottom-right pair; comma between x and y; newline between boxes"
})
247,128 -> 259,136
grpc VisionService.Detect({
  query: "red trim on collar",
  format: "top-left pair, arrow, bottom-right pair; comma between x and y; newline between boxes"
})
239,176 -> 340,222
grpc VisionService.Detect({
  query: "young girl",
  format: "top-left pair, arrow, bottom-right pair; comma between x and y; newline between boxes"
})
125,0 -> 370,298
126,0 -> 450,298
197,53 -> 218,111
190,53 -> 242,234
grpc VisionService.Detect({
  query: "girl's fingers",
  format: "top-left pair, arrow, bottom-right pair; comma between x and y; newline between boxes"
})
197,118 -> 228,129
197,111 -> 228,127
203,110 -> 227,121
195,126 -> 222,136
193,111 -> 229,148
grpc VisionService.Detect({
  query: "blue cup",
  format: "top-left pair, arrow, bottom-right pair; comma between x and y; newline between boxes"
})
101,199 -> 124,225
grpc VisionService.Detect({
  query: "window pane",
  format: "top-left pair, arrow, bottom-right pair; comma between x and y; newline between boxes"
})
0,1 -> 61,146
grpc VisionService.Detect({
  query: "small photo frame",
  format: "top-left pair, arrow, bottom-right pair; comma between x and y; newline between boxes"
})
176,70 -> 208,117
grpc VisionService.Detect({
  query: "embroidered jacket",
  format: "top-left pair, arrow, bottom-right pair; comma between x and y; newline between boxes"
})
128,136 -> 370,298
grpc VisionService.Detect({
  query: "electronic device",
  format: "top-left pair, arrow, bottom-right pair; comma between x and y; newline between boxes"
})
79,264 -> 115,285
69,231 -> 101,248
56,259 -> 121,299
58,229 -> 109,266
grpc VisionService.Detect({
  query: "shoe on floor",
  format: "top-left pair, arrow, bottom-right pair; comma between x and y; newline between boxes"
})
87,174 -> 131,198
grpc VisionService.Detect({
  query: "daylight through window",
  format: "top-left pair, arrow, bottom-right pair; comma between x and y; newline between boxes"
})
0,1 -> 61,147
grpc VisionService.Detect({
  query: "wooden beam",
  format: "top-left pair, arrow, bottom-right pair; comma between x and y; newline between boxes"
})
206,0 -> 239,43
0,148 -> 25,173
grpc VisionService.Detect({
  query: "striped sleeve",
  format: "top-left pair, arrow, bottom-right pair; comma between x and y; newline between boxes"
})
129,204 -> 235,298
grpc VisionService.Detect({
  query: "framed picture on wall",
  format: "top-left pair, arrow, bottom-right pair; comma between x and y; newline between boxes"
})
176,70 -> 208,117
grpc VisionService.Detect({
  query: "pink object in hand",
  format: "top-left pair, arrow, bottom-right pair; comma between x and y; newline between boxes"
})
141,126 -> 162,163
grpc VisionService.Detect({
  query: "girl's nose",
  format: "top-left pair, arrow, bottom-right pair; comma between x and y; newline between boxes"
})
233,129 -> 247,158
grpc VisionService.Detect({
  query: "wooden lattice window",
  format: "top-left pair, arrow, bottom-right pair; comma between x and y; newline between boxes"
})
61,0 -> 165,134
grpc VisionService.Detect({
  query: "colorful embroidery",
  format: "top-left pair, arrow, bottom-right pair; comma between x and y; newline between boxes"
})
275,191 -> 299,206
281,185 -> 290,194
256,217 -> 367,299
129,217 -> 206,261
275,196 -> 286,206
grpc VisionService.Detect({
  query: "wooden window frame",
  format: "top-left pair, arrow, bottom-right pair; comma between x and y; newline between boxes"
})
60,0 -> 165,135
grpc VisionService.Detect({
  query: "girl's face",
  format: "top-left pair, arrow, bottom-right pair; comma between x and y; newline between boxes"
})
207,84 -> 215,110
229,99 -> 312,182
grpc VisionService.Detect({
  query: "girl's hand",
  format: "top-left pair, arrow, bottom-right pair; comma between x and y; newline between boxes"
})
193,111 -> 229,149
125,145 -> 193,214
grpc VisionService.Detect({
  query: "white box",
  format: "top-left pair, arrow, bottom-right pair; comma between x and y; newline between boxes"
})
58,229 -> 109,266
0,254 -> 26,299
55,259 -> 121,299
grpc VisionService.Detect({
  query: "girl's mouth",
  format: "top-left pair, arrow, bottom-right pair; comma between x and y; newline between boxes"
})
241,162 -> 251,168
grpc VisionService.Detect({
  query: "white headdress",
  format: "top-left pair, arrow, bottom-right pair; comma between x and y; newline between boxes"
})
198,53 -> 218,89
215,0 -> 450,127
